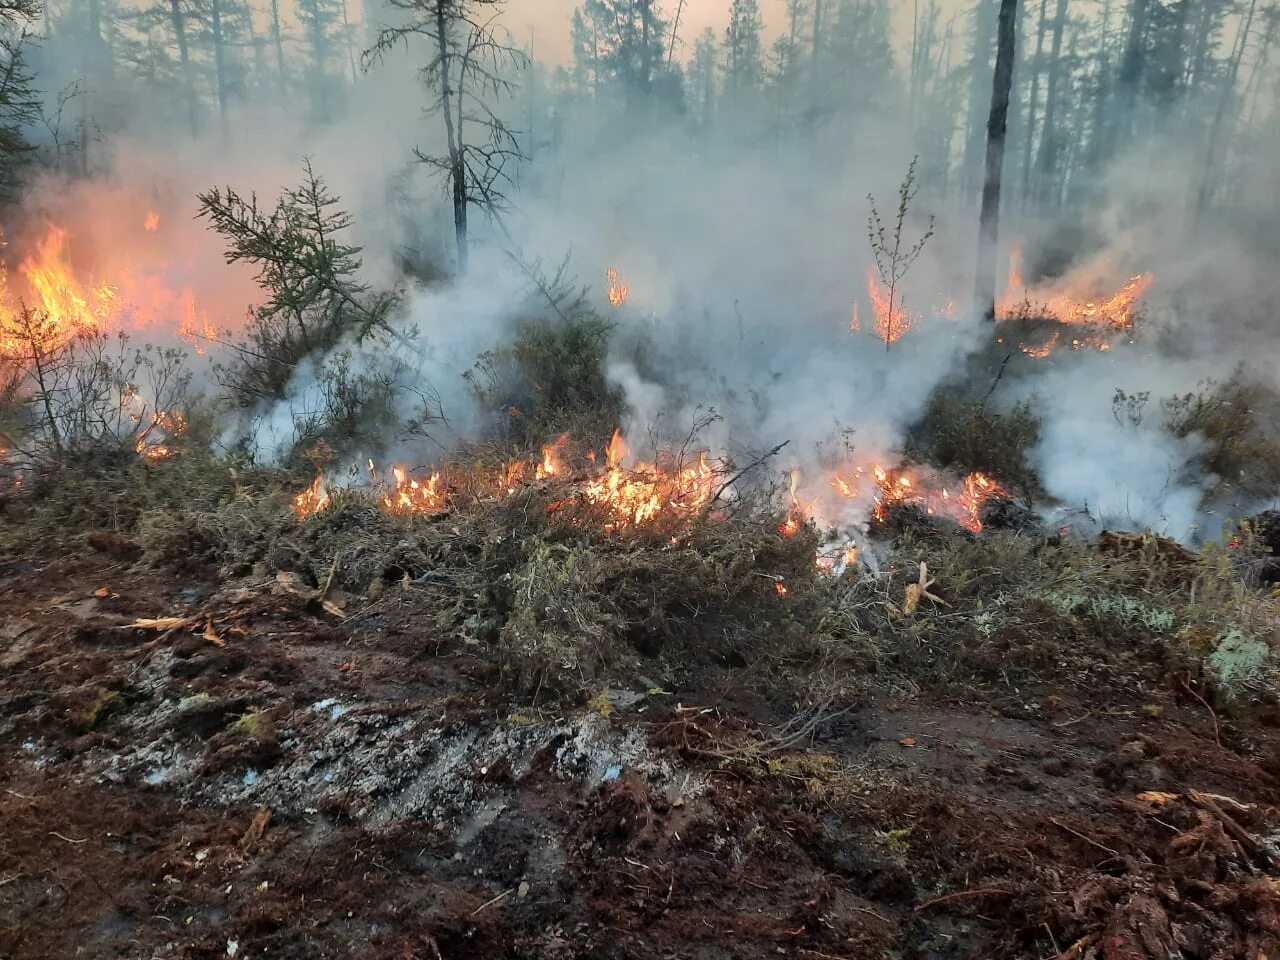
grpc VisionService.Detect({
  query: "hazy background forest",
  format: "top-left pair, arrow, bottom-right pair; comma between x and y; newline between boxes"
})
2,0 -> 1280,542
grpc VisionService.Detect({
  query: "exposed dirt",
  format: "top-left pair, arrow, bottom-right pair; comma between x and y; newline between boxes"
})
2,548 -> 1278,959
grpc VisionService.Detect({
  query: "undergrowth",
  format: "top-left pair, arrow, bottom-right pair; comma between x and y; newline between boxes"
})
2,448 -> 1276,714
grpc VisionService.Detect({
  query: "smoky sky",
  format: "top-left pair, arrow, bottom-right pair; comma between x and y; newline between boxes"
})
501,0 -> 969,64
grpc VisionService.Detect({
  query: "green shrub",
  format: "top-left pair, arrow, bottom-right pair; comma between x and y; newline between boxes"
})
1162,378 -> 1280,498
909,389 -> 1044,499
466,312 -> 624,450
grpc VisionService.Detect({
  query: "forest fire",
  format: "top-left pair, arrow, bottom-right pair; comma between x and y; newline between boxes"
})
779,468 -> 806,536
865,268 -> 914,344
832,462 -> 1009,534
293,429 -> 723,532
134,410 -> 187,460
606,267 -> 629,307
294,475 -> 331,518
997,246 -> 1155,355
579,429 -> 719,530
0,225 -> 120,354
383,466 -> 446,515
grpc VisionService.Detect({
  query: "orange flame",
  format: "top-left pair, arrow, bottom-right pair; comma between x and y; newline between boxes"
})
537,434 -> 569,479
832,462 -> 1009,534
865,269 -> 914,344
294,475 -> 331,518
606,267 -> 629,307
143,211 -> 161,232
997,244 -> 1154,356
383,467 -> 446,515
0,226 -> 119,355
291,430 -> 724,533
134,409 -> 187,460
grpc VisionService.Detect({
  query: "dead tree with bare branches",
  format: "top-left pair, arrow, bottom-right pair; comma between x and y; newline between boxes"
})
366,0 -> 527,276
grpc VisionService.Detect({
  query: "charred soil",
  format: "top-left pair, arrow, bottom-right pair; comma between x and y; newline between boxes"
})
1,505 -> 1279,960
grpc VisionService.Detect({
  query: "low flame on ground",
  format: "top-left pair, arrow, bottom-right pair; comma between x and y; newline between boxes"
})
997,245 -> 1154,356
779,468 -> 805,536
294,429 -> 722,531
134,410 -> 187,460
580,429 -> 719,530
383,466 -> 446,515
294,475 -> 331,517
606,267 -> 629,307
831,462 -> 1008,535
865,268 -> 914,344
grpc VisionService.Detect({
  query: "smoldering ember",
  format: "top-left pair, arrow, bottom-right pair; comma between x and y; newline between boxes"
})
3,0 -> 1280,957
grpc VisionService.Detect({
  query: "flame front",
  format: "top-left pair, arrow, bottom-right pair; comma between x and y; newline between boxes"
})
866,268 -> 914,344
1,225 -> 120,355
832,462 -> 1009,534
606,267 -> 629,307
292,431 -> 722,533
997,244 -> 1154,356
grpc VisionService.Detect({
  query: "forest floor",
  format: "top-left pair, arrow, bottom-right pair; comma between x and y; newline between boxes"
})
1,536 -> 1279,960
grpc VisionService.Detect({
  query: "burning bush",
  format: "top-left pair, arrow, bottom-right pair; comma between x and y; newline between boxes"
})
0,315 -> 194,473
909,389 -> 1045,502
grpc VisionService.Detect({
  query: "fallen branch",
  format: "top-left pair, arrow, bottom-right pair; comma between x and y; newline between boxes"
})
914,887 -> 1014,912
1048,816 -> 1120,859
1188,789 -> 1276,870
710,440 -> 789,505
1178,677 -> 1221,748
470,887 -> 513,916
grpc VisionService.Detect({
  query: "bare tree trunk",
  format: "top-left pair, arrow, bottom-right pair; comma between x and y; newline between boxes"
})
1032,0 -> 1068,206
339,0 -> 358,84
1084,0 -> 1112,178
667,0 -> 685,67
1019,0 -> 1049,205
245,13 -> 267,91
1195,0 -> 1257,218
975,0 -> 1018,322
809,0 -> 825,114
210,0 -> 229,129
270,0 -> 287,93
1117,0 -> 1148,142
434,3 -> 467,274
168,0 -> 200,136
962,0 -> 1000,201
639,0 -> 655,94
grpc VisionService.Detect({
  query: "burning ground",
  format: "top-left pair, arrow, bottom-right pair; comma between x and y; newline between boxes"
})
2,150 -> 1280,960
3,428 -> 1280,959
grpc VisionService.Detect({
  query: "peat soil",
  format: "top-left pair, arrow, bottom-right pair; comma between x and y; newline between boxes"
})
1,548 -> 1279,960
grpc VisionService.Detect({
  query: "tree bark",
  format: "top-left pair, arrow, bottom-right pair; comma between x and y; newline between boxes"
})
210,0 -> 229,128
1019,0 -> 1049,205
270,0 -> 288,94
168,0 -> 200,137
1032,0 -> 1068,206
435,2 -> 467,274
975,0 -> 1018,322
1118,0 -> 1149,142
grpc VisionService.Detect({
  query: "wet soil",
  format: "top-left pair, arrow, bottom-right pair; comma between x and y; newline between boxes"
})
1,549 -> 1278,959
